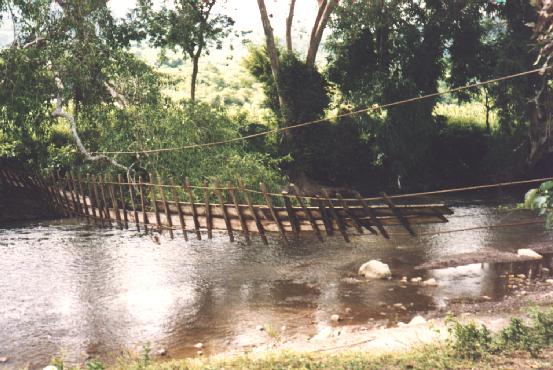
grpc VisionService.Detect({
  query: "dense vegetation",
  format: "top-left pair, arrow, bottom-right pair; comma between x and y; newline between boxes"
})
0,0 -> 552,194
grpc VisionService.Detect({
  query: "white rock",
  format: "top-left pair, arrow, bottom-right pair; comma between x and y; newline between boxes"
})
408,316 -> 427,326
517,274 -> 527,279
546,279 -> 553,284
311,327 -> 333,341
517,249 -> 543,259
397,322 -> 407,327
422,278 -> 438,286
194,343 -> 203,349
393,303 -> 406,310
358,260 -> 391,279
401,276 -> 408,282
43,367 -> 58,370
330,314 -> 341,322
410,277 -> 422,283
0,357 -> 7,364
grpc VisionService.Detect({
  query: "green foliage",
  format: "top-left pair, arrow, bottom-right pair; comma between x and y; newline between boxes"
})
446,316 -> 492,360
495,318 -> 541,356
523,181 -> 553,228
86,359 -> 106,370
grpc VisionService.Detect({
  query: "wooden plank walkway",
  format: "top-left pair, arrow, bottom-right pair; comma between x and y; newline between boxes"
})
0,169 -> 454,243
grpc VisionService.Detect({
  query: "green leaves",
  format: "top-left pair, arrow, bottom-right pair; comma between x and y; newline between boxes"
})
523,182 -> 553,228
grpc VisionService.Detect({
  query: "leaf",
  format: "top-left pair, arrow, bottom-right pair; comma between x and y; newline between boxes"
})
539,181 -> 553,192
524,188 -> 539,208
533,195 -> 548,210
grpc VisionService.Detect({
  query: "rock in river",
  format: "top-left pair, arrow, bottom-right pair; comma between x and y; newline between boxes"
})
358,260 -> 391,279
517,249 -> 543,259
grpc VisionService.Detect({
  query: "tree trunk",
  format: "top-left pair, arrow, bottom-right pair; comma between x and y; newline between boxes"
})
286,0 -> 296,53
485,91 -> 490,134
306,0 -> 337,67
191,55 -> 200,102
256,0 -> 291,125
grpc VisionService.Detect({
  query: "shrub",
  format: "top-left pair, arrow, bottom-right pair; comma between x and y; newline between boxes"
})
446,316 -> 492,360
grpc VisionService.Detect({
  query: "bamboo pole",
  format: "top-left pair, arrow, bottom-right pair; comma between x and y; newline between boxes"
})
86,174 -> 98,225
228,181 -> 250,242
185,177 -> 201,240
158,176 -> 174,239
214,180 -> 234,242
108,174 -> 123,230
149,174 -> 163,234
128,176 -> 140,232
354,191 -> 389,239
282,191 -> 300,237
382,193 -> 415,236
117,174 -> 129,229
239,179 -> 267,245
260,182 -> 288,245
139,176 -> 149,234
291,185 -> 323,242
321,189 -> 349,242
170,177 -> 187,241
91,175 -> 105,227
203,180 -> 213,239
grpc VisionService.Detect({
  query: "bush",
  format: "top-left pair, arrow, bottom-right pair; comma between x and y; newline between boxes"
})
446,316 -> 492,360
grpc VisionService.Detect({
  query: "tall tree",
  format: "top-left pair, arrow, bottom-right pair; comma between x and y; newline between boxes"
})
134,0 -> 234,101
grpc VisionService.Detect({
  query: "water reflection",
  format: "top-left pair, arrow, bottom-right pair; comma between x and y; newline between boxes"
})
0,199 -> 551,369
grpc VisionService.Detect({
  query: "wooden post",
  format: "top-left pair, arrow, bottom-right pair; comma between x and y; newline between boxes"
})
139,176 -> 149,234
170,177 -> 187,241
291,185 -> 322,242
260,182 -> 288,245
128,176 -> 140,232
57,171 -> 74,216
185,177 -> 201,240
98,175 -> 113,227
91,175 -> 105,227
117,174 -> 129,229
76,173 -> 91,223
68,172 -> 83,217
354,191 -> 389,239
149,174 -> 163,234
157,176 -> 174,239
86,174 -> 98,224
336,193 -> 368,235
322,190 -> 349,242
214,180 -> 234,242
316,196 -> 333,236
381,193 -> 415,236
239,179 -> 267,245
49,171 -> 69,217
108,174 -> 123,230
228,181 -> 250,242
203,180 -> 213,239
35,170 -> 60,215
282,191 -> 300,237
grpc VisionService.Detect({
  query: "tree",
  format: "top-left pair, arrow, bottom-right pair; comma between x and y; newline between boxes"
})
133,0 -> 234,101
0,0 -> 160,169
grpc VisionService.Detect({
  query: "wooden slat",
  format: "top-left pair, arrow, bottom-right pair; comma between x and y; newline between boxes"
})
282,191 -> 300,237
203,180 -> 213,239
139,176 -> 149,234
76,173 -> 91,223
239,179 -> 267,245
128,177 -> 141,232
229,181 -> 250,242
185,177 -> 201,240
321,189 -> 349,242
99,175 -> 113,227
336,193 -> 366,235
170,178 -> 187,241
149,174 -> 163,234
108,174 -> 123,230
316,196 -> 333,236
91,175 -> 105,227
354,191 -> 389,239
382,192 -> 415,236
260,182 -> 288,245
291,185 -> 323,242
117,174 -> 129,229
68,172 -> 83,217
86,174 -> 99,225
158,176 -> 174,239
214,180 -> 234,242
57,171 -> 74,216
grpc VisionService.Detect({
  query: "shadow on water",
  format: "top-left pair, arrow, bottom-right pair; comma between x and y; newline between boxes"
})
0,194 -> 552,369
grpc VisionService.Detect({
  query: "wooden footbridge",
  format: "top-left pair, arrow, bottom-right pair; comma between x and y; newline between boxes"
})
0,166 -> 453,243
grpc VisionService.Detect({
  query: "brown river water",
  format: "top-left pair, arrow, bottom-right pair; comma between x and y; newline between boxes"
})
0,194 -> 551,369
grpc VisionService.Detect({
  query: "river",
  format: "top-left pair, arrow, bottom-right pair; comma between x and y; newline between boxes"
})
0,194 -> 551,369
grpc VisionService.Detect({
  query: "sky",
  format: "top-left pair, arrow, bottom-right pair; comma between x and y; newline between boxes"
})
1,1 -> 321,50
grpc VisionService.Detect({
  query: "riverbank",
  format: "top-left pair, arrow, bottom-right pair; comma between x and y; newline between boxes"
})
103,275 -> 553,369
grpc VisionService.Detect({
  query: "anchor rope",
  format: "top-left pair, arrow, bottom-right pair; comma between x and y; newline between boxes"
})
93,66 -> 551,156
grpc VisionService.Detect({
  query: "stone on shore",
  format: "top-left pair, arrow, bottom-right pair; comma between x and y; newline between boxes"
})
358,260 -> 391,279
422,278 -> 438,286
517,249 -> 543,259
408,316 -> 427,326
